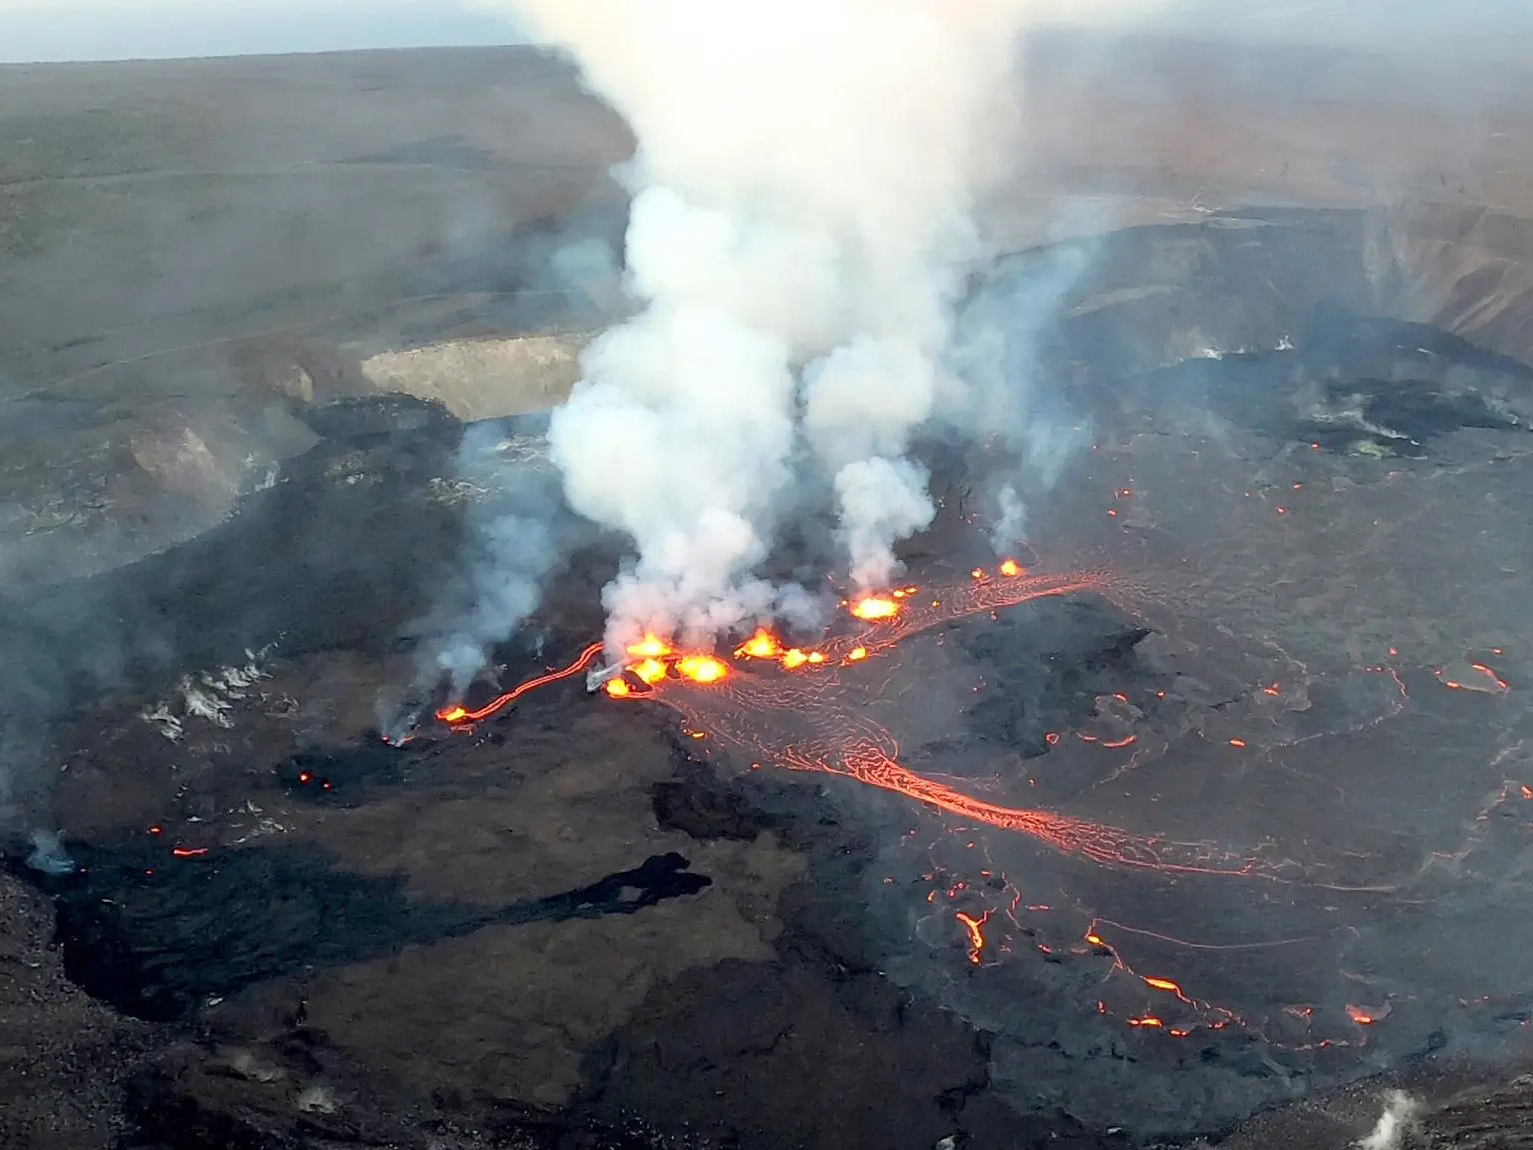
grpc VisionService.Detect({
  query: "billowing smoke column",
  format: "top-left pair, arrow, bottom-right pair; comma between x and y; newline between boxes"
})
479,1 -> 1140,654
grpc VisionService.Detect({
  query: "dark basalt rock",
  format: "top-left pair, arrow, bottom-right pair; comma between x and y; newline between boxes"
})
953,595 -> 1157,759
1125,310 -> 1533,454
19,845 -> 710,1022
299,393 -> 457,441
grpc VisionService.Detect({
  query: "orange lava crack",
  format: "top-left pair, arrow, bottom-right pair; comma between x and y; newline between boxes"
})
436,641 -> 605,725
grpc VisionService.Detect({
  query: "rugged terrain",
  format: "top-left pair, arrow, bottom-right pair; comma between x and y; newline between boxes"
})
6,31 -> 1533,1150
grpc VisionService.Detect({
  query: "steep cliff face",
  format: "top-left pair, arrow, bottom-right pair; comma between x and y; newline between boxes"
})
1365,203 -> 1533,364
980,204 -> 1533,389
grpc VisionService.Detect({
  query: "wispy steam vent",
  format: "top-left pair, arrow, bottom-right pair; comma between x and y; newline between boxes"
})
417,423 -> 568,697
1358,1090 -> 1420,1150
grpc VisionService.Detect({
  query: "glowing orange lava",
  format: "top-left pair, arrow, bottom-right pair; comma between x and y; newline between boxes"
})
999,558 -> 1021,577
632,658 -> 668,685
736,628 -> 781,659
851,596 -> 899,621
955,909 -> 990,965
628,633 -> 672,659
436,641 -> 604,725
676,654 -> 729,684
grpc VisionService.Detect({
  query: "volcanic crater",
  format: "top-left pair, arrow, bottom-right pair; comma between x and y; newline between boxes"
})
11,204 -> 1533,1148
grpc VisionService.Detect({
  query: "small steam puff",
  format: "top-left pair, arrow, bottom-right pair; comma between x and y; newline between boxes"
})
948,227 -> 1104,553
26,829 -> 74,877
482,1 -> 1145,649
833,457 -> 936,591
991,484 -> 1028,555
1357,1090 -> 1420,1150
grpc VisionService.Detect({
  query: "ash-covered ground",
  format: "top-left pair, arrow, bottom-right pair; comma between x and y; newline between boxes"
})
9,208 -> 1533,1150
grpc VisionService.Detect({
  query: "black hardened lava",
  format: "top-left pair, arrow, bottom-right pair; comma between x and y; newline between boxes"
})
13,845 -> 709,1022
1107,308 -> 1533,455
948,593 -> 1158,762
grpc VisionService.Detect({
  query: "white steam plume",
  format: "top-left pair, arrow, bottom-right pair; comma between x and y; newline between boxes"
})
1357,1090 -> 1420,1150
948,230 -> 1101,555
402,421 -> 566,725
480,1 -> 1154,651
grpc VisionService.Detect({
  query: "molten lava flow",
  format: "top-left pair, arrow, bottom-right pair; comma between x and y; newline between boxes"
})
435,564 -> 1301,885
814,566 -> 1114,668
796,732 -> 1274,877
436,641 -> 605,725
632,658 -> 668,685
955,909 -> 989,965
736,628 -> 781,660
676,654 -> 729,684
628,633 -> 672,659
737,628 -> 838,671
600,565 -> 1309,882
851,596 -> 899,621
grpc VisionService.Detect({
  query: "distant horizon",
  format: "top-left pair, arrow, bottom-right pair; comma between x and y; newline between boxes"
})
1,2 -> 1528,67
0,41 -> 535,67
0,3 -> 526,65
